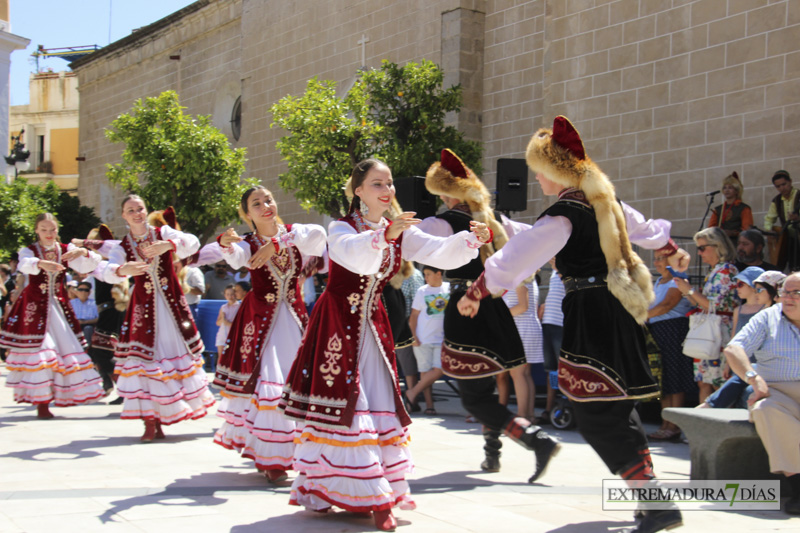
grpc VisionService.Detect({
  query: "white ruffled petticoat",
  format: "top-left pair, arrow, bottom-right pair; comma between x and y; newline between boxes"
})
214,303 -> 300,470
116,292 -> 214,424
289,332 -> 415,513
5,301 -> 103,406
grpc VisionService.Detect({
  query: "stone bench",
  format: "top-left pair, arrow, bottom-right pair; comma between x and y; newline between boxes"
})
661,408 -> 787,490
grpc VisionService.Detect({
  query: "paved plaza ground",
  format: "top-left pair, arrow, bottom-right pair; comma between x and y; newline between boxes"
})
0,369 -> 795,532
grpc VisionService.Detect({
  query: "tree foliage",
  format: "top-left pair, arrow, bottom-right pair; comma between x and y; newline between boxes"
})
0,180 -> 101,262
106,91 -> 254,243
270,60 -> 482,218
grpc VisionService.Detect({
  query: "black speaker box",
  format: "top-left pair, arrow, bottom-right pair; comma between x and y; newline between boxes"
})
394,176 -> 437,219
496,158 -> 528,212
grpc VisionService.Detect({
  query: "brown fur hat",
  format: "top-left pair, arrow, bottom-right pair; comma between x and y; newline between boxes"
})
147,206 -> 181,230
425,149 -> 508,263
525,116 -> 654,324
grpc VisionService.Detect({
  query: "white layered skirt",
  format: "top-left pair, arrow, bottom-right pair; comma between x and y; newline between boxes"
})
214,302 -> 300,471
290,331 -> 415,513
116,292 -> 214,424
5,300 -> 104,406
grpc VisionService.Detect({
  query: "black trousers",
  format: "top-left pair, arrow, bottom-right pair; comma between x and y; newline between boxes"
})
458,376 -> 516,431
571,399 -> 649,475
89,348 -> 116,392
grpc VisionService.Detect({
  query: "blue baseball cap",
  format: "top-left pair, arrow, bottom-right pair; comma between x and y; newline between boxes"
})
734,266 -> 765,288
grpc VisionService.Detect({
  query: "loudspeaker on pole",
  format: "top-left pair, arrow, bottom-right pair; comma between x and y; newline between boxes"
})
394,176 -> 437,219
495,158 -> 528,212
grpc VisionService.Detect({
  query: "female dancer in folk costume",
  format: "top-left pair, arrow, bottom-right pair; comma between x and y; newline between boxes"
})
102,195 -> 215,442
212,186 -> 327,482
458,117 -> 691,533
79,224 -> 130,401
279,159 -> 491,532
1,213 -> 104,418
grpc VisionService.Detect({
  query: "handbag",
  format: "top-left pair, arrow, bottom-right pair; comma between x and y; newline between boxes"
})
682,310 -> 723,360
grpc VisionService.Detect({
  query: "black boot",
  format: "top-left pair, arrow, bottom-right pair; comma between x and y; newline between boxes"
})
630,509 -> 682,533
786,474 -> 800,515
480,427 -> 502,472
503,417 -> 560,482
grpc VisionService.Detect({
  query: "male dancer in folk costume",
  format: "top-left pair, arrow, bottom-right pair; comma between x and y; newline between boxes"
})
416,149 -> 560,481
458,117 -> 691,533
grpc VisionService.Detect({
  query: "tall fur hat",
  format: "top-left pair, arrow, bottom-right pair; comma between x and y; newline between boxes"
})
147,206 -> 180,230
425,149 -> 508,263
525,116 -> 654,324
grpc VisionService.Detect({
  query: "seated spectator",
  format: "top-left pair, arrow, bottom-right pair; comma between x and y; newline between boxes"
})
708,171 -> 753,241
646,251 -> 694,440
764,170 -> 800,270
70,281 -> 98,345
699,266 -> 769,409
673,227 -> 739,403
735,229 -> 779,273
723,271 -> 800,515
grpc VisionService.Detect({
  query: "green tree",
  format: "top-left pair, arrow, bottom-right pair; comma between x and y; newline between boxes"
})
270,77 -> 380,217
270,60 -> 481,218
55,191 -> 102,243
0,180 -> 101,262
106,91 -> 254,243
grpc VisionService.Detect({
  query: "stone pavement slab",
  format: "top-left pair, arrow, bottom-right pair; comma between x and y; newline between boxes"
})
0,370 -> 795,532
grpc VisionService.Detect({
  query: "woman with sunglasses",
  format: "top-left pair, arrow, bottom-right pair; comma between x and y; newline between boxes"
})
673,227 -> 739,403
698,266 -> 766,409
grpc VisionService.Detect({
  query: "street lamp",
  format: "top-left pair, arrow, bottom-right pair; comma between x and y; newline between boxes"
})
5,128 -> 31,183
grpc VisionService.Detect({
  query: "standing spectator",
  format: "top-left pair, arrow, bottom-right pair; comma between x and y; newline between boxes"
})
538,259 -> 564,425
0,264 -> 14,318
708,171 -> 753,240
385,260 -> 420,412
500,275 -> 543,421
398,263 -> 425,407
176,258 -> 204,322
233,280 -> 250,301
205,261 -> 235,300
764,170 -> 800,270
723,272 -> 800,516
674,227 -> 739,403
646,251 -> 694,441
735,229 -> 778,273
406,265 -> 450,415
214,284 -> 240,363
70,281 -> 99,346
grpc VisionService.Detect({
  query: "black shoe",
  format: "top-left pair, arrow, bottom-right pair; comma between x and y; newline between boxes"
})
528,431 -> 561,483
535,410 -> 551,426
630,509 -> 682,533
786,495 -> 800,515
481,455 -> 500,472
109,396 -> 124,405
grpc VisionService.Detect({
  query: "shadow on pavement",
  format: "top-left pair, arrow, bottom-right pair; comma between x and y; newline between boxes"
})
1,432 -> 213,461
98,471 -> 284,524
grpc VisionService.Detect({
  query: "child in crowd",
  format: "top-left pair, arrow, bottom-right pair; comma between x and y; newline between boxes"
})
215,284 -> 240,361
406,265 -> 450,415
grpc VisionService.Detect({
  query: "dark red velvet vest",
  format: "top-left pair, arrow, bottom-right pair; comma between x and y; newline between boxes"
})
213,229 -> 309,396
0,243 -> 85,352
279,215 -> 411,429
115,227 -> 203,362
